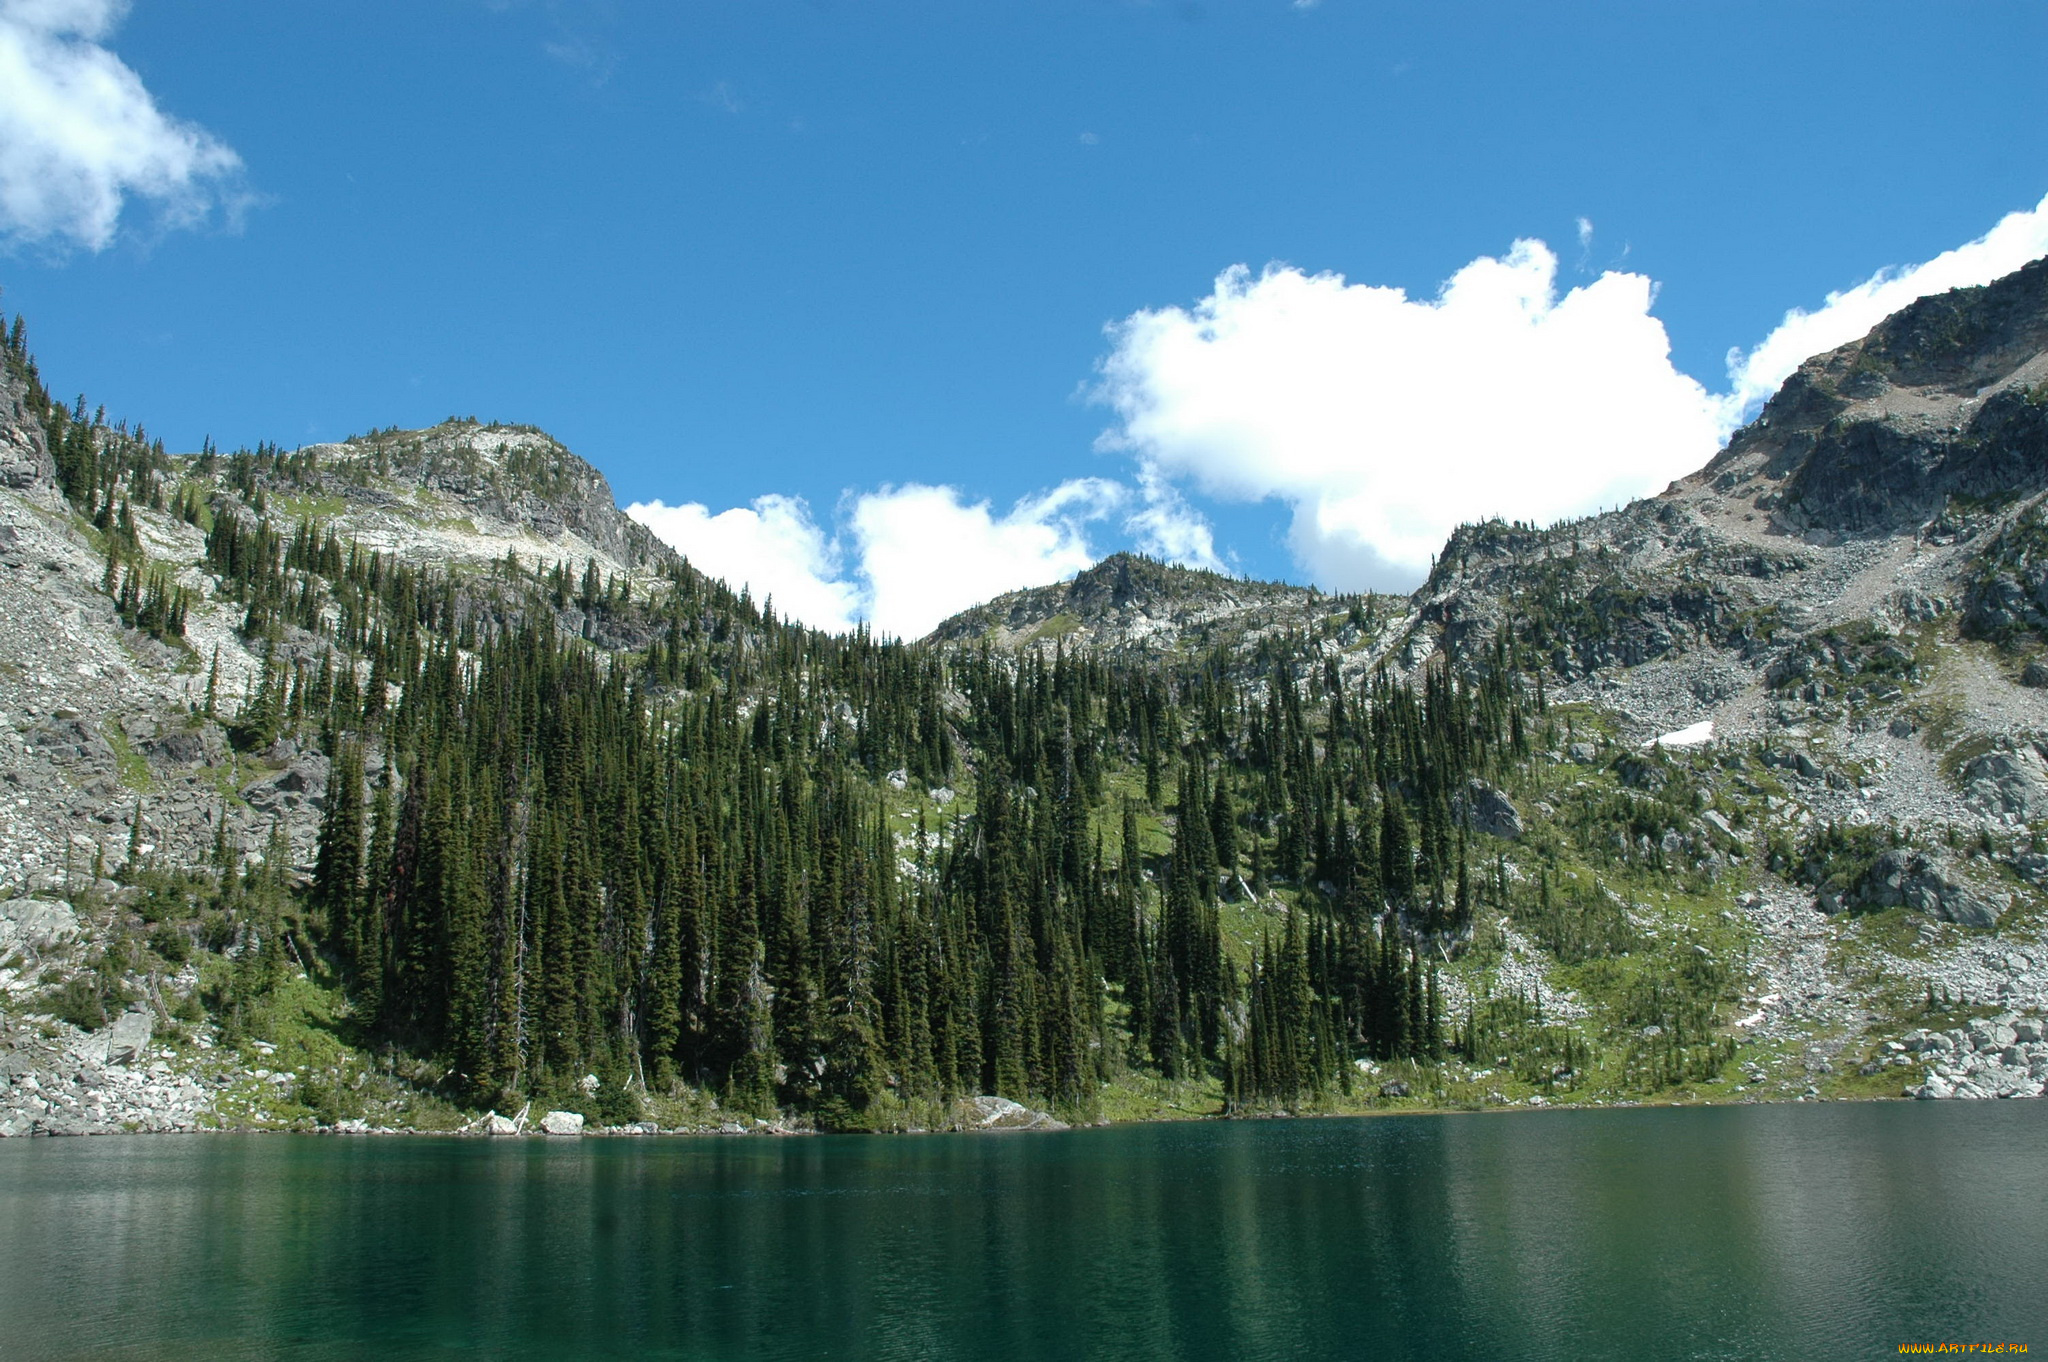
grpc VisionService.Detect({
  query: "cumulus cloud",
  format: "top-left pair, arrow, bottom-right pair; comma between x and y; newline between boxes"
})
642,196 -> 2048,626
1726,188 -> 2048,414
1125,467 -> 1225,573
632,478 -> 1142,640
1095,241 -> 1726,590
851,480 -> 1122,639
0,0 -> 247,251
627,495 -> 862,633
1096,192 -> 2048,592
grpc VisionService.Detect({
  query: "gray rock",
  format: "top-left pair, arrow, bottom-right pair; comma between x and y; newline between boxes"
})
539,1110 -> 585,1136
1378,1080 -> 1412,1098
1457,779 -> 1523,839
1961,748 -> 2048,820
480,1112 -> 519,1136
145,726 -> 221,767
242,755 -> 329,815
1566,742 -> 1599,764
2023,659 -> 2048,689
1827,847 -> 2004,928
0,898 -> 79,956
106,1010 -> 154,1066
958,1095 -> 1068,1131
26,718 -> 111,764
1969,1020 -> 2018,1052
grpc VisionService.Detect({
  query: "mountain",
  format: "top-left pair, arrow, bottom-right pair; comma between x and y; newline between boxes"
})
929,551 -> 1362,662
4,260 -> 2047,1140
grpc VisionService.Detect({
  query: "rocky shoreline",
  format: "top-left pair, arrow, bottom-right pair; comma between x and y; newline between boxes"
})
1900,1014 -> 2048,1100
0,1007 -> 1076,1138
8,997 -> 2041,1139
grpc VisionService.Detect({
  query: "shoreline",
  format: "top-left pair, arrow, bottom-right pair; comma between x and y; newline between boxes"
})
10,1002 -> 2041,1140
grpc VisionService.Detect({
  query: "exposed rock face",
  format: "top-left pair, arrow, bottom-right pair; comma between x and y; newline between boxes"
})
1457,780 -> 1524,839
929,552 -> 1342,662
0,1015 -> 216,1136
0,898 -> 79,956
295,421 -> 675,575
106,1010 -> 154,1066
955,1095 -> 1067,1131
1818,848 -> 2004,929
540,1110 -> 586,1136
0,363 -> 56,495
242,755 -> 330,819
1961,746 -> 2048,821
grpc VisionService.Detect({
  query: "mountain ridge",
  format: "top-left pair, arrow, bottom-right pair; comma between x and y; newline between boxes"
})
3,257 -> 2047,1139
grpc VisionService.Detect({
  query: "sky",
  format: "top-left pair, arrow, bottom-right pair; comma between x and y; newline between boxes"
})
3,1 -> 2046,638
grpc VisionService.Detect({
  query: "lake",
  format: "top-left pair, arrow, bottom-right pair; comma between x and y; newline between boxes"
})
1,1101 -> 2042,1360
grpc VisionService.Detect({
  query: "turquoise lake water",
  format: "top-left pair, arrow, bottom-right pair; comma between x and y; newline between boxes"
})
0,1101 -> 2042,1360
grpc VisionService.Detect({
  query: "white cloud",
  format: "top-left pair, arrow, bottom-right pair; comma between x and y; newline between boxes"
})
642,195 -> 2048,628
627,495 -> 862,633
851,480 -> 1121,639
1095,193 -> 2048,592
1725,188 -> 2048,414
1125,467 -> 1225,573
1095,241 -> 1726,590
0,0 -> 247,251
631,479 -> 1129,640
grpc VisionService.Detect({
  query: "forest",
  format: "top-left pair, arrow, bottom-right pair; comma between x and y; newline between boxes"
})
5,311 -> 1744,1128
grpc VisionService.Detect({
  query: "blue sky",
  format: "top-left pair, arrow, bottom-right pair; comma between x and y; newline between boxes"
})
3,1 -> 2046,635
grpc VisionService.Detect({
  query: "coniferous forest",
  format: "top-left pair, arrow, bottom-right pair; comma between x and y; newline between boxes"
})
6,311 -> 1752,1130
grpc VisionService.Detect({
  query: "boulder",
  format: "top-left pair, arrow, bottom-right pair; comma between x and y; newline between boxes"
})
1824,848 -> 2004,928
481,1113 -> 520,1136
539,1110 -> 585,1136
106,1009 -> 154,1066
958,1095 -> 1067,1131
25,718 -> 111,765
1961,748 -> 2048,820
145,726 -> 221,768
1968,1019 -> 2018,1052
1457,780 -> 1523,839
1378,1080 -> 1412,1098
0,898 -> 79,956
242,755 -> 330,815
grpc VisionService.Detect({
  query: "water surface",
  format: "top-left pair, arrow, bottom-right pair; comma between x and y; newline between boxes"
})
1,1101 -> 2042,1360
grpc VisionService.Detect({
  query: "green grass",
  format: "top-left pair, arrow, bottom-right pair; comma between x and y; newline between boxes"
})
199,968 -> 472,1131
278,493 -> 349,520
1024,613 -> 1082,644
104,724 -> 153,793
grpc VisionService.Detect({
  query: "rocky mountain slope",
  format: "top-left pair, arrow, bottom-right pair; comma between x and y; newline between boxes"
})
927,257 -> 2048,1102
5,258 -> 2048,1137
931,552 -> 1348,661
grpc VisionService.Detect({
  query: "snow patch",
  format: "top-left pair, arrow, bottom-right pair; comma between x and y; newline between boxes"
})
1647,720 -> 1714,749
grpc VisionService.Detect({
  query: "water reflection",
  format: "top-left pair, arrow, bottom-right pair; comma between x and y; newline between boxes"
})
1,1102 -> 2042,1360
